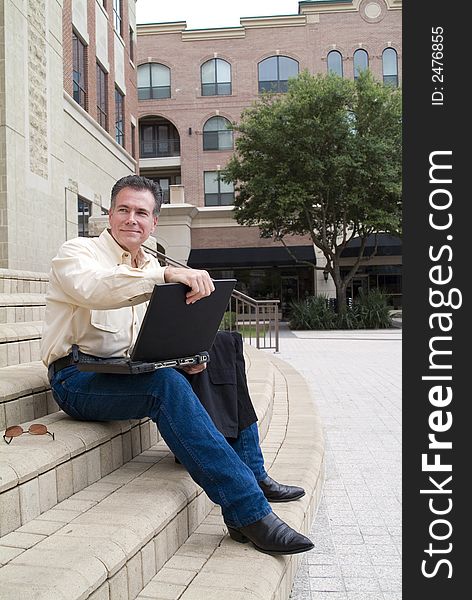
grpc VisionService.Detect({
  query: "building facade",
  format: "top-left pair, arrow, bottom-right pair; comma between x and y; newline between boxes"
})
136,0 -> 402,311
0,0 -> 138,272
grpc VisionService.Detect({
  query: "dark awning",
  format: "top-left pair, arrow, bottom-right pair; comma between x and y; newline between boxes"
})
188,245 -> 316,269
340,233 -> 402,258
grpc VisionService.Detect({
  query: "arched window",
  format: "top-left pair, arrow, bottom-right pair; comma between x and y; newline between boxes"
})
327,51 -> 343,77
201,59 -> 231,96
382,48 -> 398,86
137,63 -> 171,100
353,49 -> 369,79
203,117 -> 233,151
258,56 -> 299,93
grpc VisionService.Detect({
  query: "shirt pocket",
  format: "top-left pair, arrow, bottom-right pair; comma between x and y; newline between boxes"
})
90,308 -> 128,333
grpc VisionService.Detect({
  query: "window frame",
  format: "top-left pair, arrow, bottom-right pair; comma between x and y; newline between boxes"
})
258,55 -> 299,94
200,58 -> 232,96
78,196 -> 92,237
72,30 -> 87,109
113,0 -> 122,36
115,87 -> 124,147
137,63 -> 171,100
382,48 -> 399,87
203,116 -> 234,151
353,49 -> 369,79
204,171 -> 235,207
129,26 -> 135,63
327,50 -> 343,77
96,62 -> 108,130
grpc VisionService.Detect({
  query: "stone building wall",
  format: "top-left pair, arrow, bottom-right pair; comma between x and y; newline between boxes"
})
0,0 -> 138,271
0,0 -> 65,271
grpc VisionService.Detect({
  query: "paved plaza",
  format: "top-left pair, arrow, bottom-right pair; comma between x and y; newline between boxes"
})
272,326 -> 402,600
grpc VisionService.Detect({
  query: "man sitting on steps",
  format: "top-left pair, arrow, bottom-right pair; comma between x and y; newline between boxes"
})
41,175 -> 314,556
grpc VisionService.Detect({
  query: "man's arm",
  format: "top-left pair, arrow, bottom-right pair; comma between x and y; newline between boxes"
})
49,239 -> 167,310
164,266 -> 215,304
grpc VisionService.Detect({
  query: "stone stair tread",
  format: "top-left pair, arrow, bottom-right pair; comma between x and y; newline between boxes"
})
0,322 -> 43,342
0,269 -> 49,280
0,410 -> 153,491
0,362 -> 49,402
0,294 -> 46,306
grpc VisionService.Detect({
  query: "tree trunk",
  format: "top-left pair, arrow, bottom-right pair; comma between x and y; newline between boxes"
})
332,275 -> 348,315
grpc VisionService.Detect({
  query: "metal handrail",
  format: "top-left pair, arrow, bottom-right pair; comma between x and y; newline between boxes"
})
142,243 -> 280,352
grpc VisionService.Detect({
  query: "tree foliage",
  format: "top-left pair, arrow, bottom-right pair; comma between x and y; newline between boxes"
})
223,71 -> 402,313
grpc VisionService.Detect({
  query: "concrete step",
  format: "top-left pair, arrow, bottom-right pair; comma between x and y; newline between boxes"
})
138,353 -> 325,600
0,361 -> 58,431
0,321 -> 44,367
0,294 -> 46,324
0,269 -> 49,294
0,346 -> 278,599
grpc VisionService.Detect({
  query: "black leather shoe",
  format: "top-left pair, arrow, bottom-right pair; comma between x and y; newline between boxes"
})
226,512 -> 314,555
259,476 -> 305,502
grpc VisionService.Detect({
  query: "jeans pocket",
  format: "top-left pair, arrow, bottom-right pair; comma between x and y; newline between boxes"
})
50,374 -> 84,420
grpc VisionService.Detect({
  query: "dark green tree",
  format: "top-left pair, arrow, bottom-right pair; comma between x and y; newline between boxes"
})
223,71 -> 402,314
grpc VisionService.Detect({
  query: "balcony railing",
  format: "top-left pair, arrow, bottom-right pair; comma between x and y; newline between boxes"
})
142,244 -> 280,352
140,138 -> 180,159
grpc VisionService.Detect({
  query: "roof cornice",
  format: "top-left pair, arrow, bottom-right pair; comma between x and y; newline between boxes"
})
137,22 -> 187,35
240,15 -> 307,28
299,0 -> 402,14
182,27 -> 246,41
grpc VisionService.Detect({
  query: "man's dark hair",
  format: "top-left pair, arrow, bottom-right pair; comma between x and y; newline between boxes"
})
111,175 -> 163,216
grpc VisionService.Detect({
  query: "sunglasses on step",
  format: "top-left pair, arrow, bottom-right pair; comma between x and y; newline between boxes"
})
3,424 -> 55,444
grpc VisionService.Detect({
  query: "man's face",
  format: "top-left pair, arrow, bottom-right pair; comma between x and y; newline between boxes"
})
109,187 -> 158,254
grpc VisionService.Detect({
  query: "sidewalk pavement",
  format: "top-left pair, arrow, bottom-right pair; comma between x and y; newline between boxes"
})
270,325 -> 402,600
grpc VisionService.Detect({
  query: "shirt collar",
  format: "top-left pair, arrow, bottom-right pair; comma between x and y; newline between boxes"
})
99,229 -> 152,268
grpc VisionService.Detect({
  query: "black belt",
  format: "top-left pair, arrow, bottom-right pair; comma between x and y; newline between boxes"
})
48,346 -> 99,378
48,354 -> 77,377
49,354 -> 76,375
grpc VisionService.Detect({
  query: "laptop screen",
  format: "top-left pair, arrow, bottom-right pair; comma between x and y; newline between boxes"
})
131,279 -> 236,361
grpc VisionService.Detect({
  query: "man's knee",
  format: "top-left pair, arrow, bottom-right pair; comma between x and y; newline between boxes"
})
154,367 -> 193,394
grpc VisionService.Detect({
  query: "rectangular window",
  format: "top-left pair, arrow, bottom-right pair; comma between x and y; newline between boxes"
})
78,197 -> 92,237
204,171 -> 234,206
72,31 -> 87,109
131,123 -> 136,158
96,63 -> 108,130
115,87 -> 124,147
113,0 -> 122,35
129,26 -> 134,63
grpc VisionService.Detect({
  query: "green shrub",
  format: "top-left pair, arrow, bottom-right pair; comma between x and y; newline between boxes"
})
220,310 -> 237,330
353,289 -> 393,329
289,290 -> 392,330
289,295 -> 337,330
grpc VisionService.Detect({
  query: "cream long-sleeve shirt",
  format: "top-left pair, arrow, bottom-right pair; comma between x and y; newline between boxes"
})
41,229 -> 167,366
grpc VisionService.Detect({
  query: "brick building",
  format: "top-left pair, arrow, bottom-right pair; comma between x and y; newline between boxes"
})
0,0 -> 138,271
137,0 -> 402,311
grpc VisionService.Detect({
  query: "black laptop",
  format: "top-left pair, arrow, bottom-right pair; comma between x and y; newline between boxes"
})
76,279 -> 236,374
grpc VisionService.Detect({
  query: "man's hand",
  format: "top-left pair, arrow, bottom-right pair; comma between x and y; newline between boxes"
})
179,363 -> 207,375
164,267 -> 215,304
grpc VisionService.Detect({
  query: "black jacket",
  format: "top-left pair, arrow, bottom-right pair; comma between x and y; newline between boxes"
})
184,331 -> 258,439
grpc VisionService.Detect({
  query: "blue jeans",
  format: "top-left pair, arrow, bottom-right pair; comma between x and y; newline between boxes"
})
228,422 -> 268,483
49,365 -> 272,528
